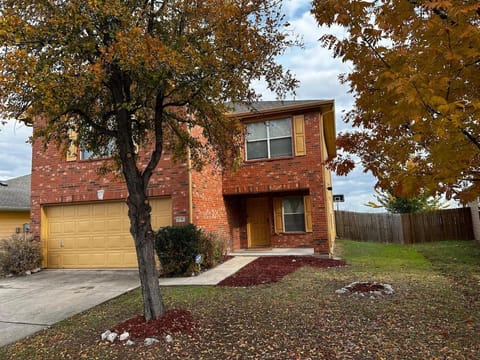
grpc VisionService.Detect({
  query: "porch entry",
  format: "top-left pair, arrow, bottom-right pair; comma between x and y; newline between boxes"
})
246,197 -> 271,248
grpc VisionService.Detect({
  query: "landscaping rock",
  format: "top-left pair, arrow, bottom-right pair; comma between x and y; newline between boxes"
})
101,330 -> 111,341
119,332 -> 130,341
125,340 -> 135,346
144,337 -> 160,346
106,332 -> 118,343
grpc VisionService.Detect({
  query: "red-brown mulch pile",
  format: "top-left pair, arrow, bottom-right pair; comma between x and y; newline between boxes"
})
217,256 -> 346,287
113,309 -> 196,340
348,282 -> 385,292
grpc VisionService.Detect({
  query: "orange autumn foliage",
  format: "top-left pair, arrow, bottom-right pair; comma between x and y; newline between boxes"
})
313,0 -> 480,202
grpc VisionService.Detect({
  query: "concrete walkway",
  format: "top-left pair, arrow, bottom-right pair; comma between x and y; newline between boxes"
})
158,256 -> 257,286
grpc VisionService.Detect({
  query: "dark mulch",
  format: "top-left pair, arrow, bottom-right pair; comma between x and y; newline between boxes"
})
217,255 -> 346,287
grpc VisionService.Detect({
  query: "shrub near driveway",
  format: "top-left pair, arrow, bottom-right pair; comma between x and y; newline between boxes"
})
0,234 -> 42,275
1,240 -> 479,359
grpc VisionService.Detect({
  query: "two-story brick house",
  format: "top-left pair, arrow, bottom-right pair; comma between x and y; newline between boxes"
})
30,100 -> 336,268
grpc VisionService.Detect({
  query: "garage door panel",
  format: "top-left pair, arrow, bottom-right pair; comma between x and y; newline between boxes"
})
106,219 -> 122,233
62,206 -> 76,218
76,206 -> 91,217
48,254 -> 61,267
92,220 -> 106,232
49,222 -> 64,235
45,198 -> 171,268
63,238 -> 80,249
93,204 -> 106,216
77,236 -> 94,249
107,203 -> 123,216
63,221 -> 75,232
124,252 -> 138,265
77,220 -> 92,233
62,254 -> 79,267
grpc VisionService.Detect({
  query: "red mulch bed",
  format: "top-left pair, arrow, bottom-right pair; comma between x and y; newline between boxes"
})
217,256 -> 347,287
113,309 -> 196,340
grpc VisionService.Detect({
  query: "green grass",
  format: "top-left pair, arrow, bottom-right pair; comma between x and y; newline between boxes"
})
415,240 -> 480,277
1,240 -> 479,359
335,239 -> 432,273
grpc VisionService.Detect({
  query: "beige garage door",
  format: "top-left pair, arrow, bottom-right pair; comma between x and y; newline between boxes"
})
45,198 -> 171,268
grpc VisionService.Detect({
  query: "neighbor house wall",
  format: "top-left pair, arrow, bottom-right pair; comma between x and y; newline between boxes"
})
0,211 -> 30,240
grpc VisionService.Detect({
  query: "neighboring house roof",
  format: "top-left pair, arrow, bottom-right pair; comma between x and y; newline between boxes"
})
227,100 -> 337,158
0,174 -> 31,211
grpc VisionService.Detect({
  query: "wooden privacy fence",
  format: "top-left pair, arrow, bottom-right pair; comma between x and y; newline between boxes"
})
335,208 -> 474,244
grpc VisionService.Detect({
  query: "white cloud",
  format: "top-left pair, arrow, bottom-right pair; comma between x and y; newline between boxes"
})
282,0 -> 312,19
0,121 -> 32,180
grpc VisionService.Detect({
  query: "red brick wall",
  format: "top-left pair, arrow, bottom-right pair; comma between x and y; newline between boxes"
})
190,165 -> 232,251
188,124 -> 232,251
30,135 -> 190,241
222,111 -> 331,253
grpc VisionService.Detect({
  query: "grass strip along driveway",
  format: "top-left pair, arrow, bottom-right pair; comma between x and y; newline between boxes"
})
1,240 -> 479,359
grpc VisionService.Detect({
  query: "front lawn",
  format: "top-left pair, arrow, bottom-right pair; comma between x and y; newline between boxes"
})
1,240 -> 479,359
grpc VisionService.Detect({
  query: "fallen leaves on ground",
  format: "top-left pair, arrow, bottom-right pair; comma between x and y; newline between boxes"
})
1,248 -> 479,359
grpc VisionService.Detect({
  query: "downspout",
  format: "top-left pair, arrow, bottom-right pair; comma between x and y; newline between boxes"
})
188,146 -> 193,224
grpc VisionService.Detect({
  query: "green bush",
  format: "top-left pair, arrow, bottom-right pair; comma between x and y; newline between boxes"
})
0,235 -> 42,275
155,224 -> 227,277
198,231 -> 226,270
155,224 -> 202,276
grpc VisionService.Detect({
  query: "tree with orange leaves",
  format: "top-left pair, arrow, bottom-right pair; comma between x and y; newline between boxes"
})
312,0 -> 480,202
0,0 -> 298,319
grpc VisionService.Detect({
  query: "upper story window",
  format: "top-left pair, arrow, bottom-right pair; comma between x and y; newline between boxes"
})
79,138 -> 115,161
80,149 -> 95,160
245,118 -> 293,160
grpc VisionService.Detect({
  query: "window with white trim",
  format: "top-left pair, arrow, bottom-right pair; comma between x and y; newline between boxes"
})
283,196 -> 305,232
245,118 -> 293,160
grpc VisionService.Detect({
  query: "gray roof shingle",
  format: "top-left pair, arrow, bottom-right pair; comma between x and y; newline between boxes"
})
0,174 -> 31,211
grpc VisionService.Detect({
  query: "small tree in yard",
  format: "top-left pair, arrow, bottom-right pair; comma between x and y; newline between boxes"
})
365,189 -> 449,214
0,0 -> 298,320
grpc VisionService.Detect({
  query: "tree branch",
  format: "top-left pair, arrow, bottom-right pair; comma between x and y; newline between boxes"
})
142,90 -> 164,187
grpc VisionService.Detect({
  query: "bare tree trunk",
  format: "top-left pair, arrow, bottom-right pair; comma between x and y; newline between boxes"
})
110,68 -> 166,320
128,195 -> 165,320
134,227 -> 164,320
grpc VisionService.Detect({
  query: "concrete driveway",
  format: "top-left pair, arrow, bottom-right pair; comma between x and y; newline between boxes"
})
0,270 -> 140,347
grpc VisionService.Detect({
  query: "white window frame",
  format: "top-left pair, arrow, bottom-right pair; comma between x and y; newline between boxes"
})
282,196 -> 306,232
245,118 -> 293,160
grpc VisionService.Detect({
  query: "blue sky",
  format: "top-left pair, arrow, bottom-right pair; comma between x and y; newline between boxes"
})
0,1 -> 379,212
